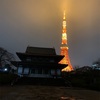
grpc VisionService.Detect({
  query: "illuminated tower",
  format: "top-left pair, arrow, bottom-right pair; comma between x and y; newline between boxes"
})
60,10 -> 73,71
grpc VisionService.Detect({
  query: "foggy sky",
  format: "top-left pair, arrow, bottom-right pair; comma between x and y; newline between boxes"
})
0,0 -> 100,67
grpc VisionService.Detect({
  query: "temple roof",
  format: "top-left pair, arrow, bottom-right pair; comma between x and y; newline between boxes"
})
16,46 -> 64,62
16,52 -> 64,62
25,46 -> 56,55
11,61 -> 67,69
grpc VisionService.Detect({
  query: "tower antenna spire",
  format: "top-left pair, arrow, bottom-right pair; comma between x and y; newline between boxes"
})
63,9 -> 66,20
60,10 -> 73,71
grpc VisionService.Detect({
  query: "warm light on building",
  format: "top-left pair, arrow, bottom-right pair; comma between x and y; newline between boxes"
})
59,10 -> 73,72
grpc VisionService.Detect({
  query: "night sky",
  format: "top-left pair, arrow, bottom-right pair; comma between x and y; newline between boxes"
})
0,0 -> 100,67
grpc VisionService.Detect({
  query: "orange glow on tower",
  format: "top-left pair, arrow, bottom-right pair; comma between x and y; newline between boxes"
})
60,10 -> 73,71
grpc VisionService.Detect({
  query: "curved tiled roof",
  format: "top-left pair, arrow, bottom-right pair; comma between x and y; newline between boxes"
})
25,46 -> 56,55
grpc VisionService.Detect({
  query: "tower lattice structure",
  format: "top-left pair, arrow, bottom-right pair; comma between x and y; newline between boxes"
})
60,11 -> 73,71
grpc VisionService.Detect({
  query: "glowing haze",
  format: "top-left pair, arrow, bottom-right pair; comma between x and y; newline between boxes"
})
0,0 -> 100,67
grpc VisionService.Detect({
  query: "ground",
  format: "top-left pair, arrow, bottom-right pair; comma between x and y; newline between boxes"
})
0,85 -> 100,100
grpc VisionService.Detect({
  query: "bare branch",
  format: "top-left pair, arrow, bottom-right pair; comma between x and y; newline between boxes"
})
0,47 -> 15,66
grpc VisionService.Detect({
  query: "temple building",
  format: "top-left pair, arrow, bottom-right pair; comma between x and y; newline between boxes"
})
11,46 -> 67,78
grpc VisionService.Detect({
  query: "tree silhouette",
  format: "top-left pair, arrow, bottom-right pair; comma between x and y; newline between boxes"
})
0,47 -> 14,67
92,58 -> 100,70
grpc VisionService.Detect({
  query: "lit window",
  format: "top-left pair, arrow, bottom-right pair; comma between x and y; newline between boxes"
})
23,68 -> 29,74
18,67 -> 23,74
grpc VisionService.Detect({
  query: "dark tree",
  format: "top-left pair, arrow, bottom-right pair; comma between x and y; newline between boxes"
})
92,58 -> 100,70
0,47 -> 14,67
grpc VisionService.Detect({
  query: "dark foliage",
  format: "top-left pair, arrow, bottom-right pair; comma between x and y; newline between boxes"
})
0,72 -> 18,85
62,67 -> 100,91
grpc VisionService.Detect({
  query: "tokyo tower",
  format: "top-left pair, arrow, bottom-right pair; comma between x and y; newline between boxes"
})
60,10 -> 73,71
